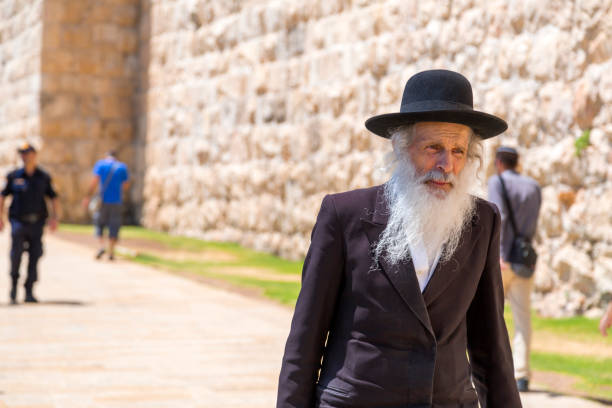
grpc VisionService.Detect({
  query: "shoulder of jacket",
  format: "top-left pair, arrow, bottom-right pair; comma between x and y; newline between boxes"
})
323,185 -> 382,222
326,185 -> 380,208
328,184 -> 380,200
474,196 -> 499,218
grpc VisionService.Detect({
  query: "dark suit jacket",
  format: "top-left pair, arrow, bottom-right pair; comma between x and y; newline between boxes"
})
277,185 -> 521,408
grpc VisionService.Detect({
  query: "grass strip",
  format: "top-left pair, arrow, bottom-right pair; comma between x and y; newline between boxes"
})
127,252 -> 301,306
60,224 -> 303,275
531,351 -> 612,400
504,306 -> 612,345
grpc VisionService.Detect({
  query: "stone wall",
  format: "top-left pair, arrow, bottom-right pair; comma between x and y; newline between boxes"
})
140,0 -> 612,316
0,0 -> 43,172
39,0 -> 141,220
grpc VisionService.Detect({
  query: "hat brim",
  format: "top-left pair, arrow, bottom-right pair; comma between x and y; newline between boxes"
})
365,110 -> 507,139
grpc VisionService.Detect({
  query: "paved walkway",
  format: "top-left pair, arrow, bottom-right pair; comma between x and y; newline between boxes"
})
0,232 -> 607,408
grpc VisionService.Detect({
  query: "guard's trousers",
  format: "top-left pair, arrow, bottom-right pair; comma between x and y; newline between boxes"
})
9,218 -> 44,289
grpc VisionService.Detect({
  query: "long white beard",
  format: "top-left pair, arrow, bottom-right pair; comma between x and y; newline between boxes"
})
374,157 -> 478,267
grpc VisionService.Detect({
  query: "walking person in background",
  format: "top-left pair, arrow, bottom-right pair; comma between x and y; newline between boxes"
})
0,143 -> 60,304
487,146 -> 542,392
82,151 -> 129,261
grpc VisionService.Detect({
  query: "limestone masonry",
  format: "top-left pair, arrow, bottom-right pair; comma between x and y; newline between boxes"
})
1,0 -> 611,316
0,0 -> 43,171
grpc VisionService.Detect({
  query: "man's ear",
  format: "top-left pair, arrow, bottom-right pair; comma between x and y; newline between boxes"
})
493,157 -> 501,172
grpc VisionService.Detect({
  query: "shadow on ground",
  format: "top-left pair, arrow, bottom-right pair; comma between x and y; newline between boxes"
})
2,300 -> 89,307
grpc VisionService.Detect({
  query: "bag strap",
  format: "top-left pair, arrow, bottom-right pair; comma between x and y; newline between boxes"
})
100,162 -> 119,195
497,174 -> 520,237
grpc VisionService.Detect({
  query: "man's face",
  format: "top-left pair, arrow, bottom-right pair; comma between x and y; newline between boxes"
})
20,151 -> 37,167
406,121 -> 471,194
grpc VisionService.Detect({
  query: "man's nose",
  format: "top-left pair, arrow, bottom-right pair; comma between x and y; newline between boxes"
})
436,152 -> 452,173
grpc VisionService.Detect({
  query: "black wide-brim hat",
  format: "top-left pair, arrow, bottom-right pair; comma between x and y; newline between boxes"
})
365,69 -> 507,139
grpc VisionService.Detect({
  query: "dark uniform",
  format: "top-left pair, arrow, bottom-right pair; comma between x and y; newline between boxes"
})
1,167 -> 57,298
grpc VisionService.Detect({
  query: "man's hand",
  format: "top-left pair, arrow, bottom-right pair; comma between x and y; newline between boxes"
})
48,217 -> 58,232
600,303 -> 612,336
81,197 -> 90,210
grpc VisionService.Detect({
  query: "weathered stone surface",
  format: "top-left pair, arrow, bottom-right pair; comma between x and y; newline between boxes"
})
0,0 -> 43,177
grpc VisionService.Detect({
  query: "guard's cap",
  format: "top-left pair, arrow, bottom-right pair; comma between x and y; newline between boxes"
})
496,146 -> 518,155
17,143 -> 36,154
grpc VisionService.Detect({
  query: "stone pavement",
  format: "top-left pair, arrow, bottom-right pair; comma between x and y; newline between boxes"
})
0,232 -> 607,408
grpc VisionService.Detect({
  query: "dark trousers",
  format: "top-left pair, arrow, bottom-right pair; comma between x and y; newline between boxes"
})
9,218 -> 44,289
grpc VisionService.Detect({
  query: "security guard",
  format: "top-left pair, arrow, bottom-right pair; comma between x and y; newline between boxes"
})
0,143 -> 60,304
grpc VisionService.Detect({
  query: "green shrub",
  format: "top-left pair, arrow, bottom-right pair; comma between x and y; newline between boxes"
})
575,129 -> 591,156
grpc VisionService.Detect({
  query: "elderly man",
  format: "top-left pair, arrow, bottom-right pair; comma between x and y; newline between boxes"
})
277,70 -> 521,408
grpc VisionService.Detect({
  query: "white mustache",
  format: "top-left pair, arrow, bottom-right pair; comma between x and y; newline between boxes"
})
419,170 -> 456,184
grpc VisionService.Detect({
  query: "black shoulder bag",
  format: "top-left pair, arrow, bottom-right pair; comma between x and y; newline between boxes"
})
498,174 -> 537,277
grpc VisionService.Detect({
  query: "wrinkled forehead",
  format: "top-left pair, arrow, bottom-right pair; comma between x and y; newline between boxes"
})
412,121 -> 472,148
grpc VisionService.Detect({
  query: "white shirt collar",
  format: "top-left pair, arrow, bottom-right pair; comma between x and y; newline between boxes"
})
409,239 -> 443,292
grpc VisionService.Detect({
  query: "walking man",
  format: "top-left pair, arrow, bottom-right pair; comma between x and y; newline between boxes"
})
82,151 -> 129,261
488,146 -> 542,392
0,143 -> 60,304
277,70 -> 521,407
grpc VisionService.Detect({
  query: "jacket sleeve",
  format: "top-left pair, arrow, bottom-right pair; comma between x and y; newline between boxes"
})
466,204 -> 522,408
277,195 -> 345,408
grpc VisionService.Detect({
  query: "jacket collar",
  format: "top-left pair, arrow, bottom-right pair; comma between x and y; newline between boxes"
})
360,185 -> 482,337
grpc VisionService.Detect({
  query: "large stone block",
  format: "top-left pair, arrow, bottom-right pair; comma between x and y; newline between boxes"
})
112,4 -> 139,27
60,25 -> 92,49
100,95 -> 132,119
41,117 -> 87,139
41,50 -> 77,74
44,0 -> 88,24
573,79 -> 603,130
43,24 -> 61,49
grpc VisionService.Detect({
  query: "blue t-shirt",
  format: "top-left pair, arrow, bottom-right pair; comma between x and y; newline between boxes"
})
93,159 -> 129,204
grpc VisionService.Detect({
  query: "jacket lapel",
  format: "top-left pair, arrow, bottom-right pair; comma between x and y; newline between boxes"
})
422,212 -> 482,306
360,186 -> 434,337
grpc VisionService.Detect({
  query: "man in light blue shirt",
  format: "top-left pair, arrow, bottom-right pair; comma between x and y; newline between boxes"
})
83,151 -> 129,260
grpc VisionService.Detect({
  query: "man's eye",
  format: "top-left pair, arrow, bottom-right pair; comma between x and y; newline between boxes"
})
453,149 -> 465,156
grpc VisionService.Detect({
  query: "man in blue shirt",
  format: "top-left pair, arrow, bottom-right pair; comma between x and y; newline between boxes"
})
83,151 -> 129,261
487,146 -> 541,392
0,143 -> 60,304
